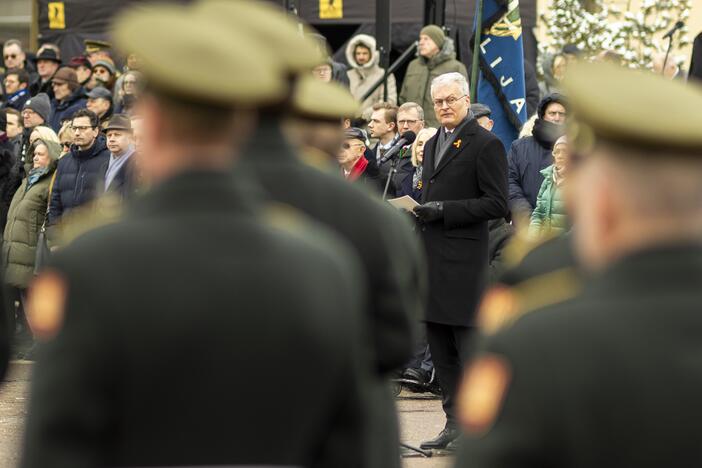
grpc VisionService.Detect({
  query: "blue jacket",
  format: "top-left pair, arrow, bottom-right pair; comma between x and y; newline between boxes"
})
49,88 -> 87,132
48,135 -> 110,225
507,135 -> 552,217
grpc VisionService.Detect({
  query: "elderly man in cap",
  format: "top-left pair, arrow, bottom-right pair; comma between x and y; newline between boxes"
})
21,2 -> 375,468
456,61 -> 702,467
194,2 -> 426,467
472,103 -> 493,131
92,58 -> 117,91
85,87 -> 114,129
48,67 -> 87,132
339,127 -> 381,189
399,25 -> 467,127
98,113 -> 135,197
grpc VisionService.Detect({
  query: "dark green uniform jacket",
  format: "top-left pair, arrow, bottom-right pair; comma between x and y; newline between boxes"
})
21,170 -> 376,468
3,161 -> 56,288
457,243 -> 702,468
240,121 -> 427,468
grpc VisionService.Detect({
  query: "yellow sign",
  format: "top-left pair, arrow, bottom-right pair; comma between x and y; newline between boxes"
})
319,0 -> 343,19
48,2 -> 66,30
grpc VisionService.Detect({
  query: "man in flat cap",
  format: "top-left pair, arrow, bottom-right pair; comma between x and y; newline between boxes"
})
193,2 -> 426,467
21,3 -> 374,467
455,61 -> 702,467
98,113 -> 135,197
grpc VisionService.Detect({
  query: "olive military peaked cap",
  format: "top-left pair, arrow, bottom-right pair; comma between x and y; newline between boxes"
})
292,76 -> 359,120
193,0 -> 325,74
564,61 -> 702,154
111,4 -> 285,106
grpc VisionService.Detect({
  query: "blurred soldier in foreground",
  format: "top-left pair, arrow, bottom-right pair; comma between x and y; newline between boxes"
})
456,62 -> 702,467
193,2 -> 426,466
21,4 -> 375,467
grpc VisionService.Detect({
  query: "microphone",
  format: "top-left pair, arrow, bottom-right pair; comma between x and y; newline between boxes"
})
378,131 -> 417,165
663,21 -> 684,39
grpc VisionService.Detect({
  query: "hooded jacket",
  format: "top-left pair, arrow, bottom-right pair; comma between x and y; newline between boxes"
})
345,34 -> 397,119
49,87 -> 88,132
48,134 -> 110,225
3,140 -> 61,288
399,38 -> 467,127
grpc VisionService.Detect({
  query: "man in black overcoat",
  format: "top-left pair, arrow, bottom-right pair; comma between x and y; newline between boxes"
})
413,71 -> 508,449
20,4 -> 377,468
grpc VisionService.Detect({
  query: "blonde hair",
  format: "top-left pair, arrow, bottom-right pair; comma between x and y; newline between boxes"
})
58,121 -> 73,146
411,127 -> 437,167
29,125 -> 60,146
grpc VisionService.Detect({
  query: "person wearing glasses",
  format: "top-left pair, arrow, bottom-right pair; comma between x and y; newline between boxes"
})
47,108 -> 109,226
338,127 -> 381,192
48,67 -> 88,132
411,71 -> 508,451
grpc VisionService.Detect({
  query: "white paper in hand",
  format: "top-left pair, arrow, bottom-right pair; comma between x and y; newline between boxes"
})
387,195 -> 420,214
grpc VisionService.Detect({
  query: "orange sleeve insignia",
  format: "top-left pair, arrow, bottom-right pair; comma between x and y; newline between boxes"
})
477,285 -> 519,335
458,354 -> 511,434
27,269 -> 69,341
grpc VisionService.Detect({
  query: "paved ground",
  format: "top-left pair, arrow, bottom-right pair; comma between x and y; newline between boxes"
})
0,362 -> 453,468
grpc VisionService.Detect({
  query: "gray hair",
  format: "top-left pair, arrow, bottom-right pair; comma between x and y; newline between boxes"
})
398,102 -> 425,121
430,72 -> 469,98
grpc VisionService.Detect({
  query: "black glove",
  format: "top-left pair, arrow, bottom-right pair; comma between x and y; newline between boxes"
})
413,201 -> 444,223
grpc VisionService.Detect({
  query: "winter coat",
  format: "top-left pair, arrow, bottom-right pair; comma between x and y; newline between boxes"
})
507,118 -> 564,219
345,34 -> 397,119
48,135 -> 110,225
48,88 -> 87,132
399,38 -> 467,128
2,160 -> 57,288
0,137 -> 19,231
529,165 -> 568,237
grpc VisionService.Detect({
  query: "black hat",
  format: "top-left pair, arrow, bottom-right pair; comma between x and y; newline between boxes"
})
36,47 -> 61,64
22,93 -> 51,123
344,127 -> 366,142
103,114 -> 132,133
472,103 -> 492,119
86,86 -> 113,100
538,93 -> 568,119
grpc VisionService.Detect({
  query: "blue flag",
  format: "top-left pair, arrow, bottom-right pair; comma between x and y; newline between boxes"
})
472,0 -> 528,150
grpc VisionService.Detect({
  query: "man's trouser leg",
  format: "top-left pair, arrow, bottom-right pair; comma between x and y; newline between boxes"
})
426,322 -> 473,428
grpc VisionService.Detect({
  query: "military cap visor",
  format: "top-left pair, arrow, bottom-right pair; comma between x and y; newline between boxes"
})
564,61 -> 702,154
193,0 -> 325,73
111,5 -> 285,106
292,75 -> 359,120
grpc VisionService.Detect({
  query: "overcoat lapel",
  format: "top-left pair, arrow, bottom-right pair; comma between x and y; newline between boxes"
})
432,119 -> 479,178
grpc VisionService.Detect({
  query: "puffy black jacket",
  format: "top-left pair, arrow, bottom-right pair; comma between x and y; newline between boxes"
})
48,135 -> 110,225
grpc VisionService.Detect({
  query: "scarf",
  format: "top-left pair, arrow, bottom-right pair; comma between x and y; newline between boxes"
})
26,166 -> 50,191
412,165 -> 423,192
532,119 -> 565,150
347,156 -> 369,181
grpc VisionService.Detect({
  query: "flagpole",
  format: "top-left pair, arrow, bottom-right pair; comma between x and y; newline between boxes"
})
470,0 -> 484,100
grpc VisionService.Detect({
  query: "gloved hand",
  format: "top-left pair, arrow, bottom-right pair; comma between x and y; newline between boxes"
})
413,201 -> 444,223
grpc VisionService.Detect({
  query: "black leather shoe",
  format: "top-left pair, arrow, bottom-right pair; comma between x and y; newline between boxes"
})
402,367 -> 431,384
419,427 -> 460,450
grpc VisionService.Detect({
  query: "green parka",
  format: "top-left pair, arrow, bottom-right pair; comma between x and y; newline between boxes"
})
398,38 -> 467,128
529,165 -> 568,238
3,141 -> 60,288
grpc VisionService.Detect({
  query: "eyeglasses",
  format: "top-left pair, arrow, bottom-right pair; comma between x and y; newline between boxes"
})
71,125 -> 95,132
51,81 -> 68,88
4,54 -> 17,60
342,142 -> 364,149
124,80 -> 137,85
398,119 -> 419,126
433,94 -> 467,108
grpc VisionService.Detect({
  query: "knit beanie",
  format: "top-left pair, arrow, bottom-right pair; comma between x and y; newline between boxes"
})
420,25 -> 446,50
23,93 -> 52,123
